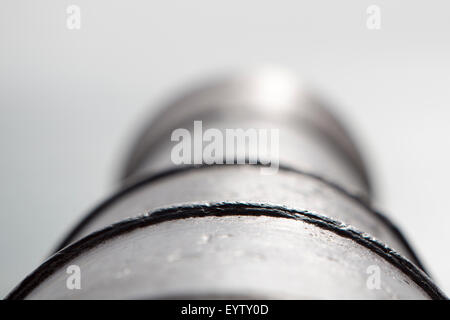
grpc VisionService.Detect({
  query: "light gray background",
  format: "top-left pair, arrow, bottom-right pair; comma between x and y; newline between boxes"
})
1,1 -> 449,298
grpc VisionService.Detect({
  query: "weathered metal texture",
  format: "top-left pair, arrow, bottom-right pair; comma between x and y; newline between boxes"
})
57,165 -> 420,265
7,69 -> 446,299
8,204 -> 443,299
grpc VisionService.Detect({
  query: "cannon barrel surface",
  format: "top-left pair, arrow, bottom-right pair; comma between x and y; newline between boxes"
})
7,69 -> 446,299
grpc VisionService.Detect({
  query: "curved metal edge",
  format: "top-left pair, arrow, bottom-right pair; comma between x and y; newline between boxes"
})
53,163 -> 428,274
119,71 -> 373,196
7,202 -> 447,300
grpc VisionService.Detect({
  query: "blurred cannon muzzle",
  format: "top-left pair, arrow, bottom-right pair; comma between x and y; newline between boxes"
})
7,69 -> 446,299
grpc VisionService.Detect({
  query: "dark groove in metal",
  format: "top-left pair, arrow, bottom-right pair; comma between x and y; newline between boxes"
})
9,202 -> 446,300
54,163 -> 427,274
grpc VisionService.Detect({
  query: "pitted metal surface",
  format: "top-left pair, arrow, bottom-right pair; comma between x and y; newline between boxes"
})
59,165 -> 415,264
10,204 -> 443,299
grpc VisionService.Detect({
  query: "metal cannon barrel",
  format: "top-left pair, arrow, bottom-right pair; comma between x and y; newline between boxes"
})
7,69 -> 446,299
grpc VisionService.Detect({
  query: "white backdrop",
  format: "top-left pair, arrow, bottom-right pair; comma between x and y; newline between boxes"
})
1,0 -> 450,297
